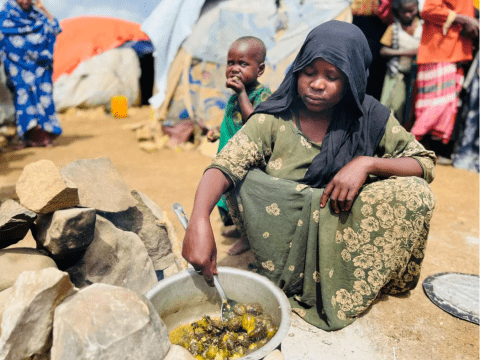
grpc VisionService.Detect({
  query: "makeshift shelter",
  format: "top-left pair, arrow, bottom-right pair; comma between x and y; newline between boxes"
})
52,16 -> 155,112
142,0 -> 352,140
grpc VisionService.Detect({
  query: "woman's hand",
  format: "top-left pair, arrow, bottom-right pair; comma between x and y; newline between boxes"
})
319,156 -> 425,213
182,214 -> 218,286
182,168 -> 231,286
320,156 -> 373,213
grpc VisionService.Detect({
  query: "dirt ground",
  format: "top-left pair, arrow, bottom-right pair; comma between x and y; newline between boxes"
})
0,106 -> 478,359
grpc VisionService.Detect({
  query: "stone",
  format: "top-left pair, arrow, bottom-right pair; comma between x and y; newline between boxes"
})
163,263 -> 179,278
97,190 -> 174,271
15,159 -> 79,214
163,344 -> 196,360
60,157 -> 137,212
66,215 -> 158,294
32,207 -> 96,260
51,283 -> 170,360
0,268 -> 75,360
0,126 -> 16,138
0,200 -> 37,248
0,288 -> 13,334
0,248 -> 57,291
264,350 -> 285,360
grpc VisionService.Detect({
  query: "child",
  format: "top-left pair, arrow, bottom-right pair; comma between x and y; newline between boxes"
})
207,36 -> 271,255
379,0 -> 422,128
183,21 -> 436,331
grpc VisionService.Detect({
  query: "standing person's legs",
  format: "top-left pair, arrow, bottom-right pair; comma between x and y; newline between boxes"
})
412,62 -> 464,162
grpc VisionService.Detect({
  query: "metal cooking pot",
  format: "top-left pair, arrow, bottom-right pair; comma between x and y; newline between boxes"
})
145,267 -> 291,360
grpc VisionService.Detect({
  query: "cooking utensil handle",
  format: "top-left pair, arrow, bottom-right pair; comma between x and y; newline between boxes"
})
213,275 -> 228,303
172,202 -> 189,230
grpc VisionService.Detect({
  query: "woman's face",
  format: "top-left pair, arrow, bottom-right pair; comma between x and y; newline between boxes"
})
17,0 -> 33,11
297,58 -> 346,114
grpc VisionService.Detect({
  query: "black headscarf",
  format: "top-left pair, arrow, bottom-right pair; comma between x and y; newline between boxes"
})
252,20 -> 390,188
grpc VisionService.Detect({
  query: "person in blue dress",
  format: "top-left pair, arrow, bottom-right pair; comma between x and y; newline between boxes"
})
0,0 -> 62,147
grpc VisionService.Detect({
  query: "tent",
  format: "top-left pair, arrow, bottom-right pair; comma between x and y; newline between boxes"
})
52,16 -> 155,112
143,0 -> 352,132
53,16 -> 150,82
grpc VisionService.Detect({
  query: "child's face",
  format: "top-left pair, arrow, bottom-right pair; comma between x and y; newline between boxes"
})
297,58 -> 346,114
398,3 -> 418,25
226,42 -> 264,88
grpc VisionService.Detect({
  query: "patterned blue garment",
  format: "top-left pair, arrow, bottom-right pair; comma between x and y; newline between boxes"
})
0,0 -> 62,139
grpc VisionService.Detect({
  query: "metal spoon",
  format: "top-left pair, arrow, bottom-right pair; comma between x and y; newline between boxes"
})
172,202 -> 238,320
213,274 -> 238,321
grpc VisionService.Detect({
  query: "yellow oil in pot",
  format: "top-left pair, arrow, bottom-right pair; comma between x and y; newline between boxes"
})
111,95 -> 128,118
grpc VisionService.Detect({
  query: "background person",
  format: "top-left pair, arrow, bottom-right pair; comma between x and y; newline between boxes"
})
410,0 -> 478,163
379,0 -> 423,129
0,0 -> 62,148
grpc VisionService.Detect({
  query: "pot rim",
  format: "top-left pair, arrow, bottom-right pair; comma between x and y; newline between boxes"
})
145,266 -> 292,360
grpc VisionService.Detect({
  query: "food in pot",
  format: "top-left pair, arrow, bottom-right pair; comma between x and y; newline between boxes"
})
169,302 -> 278,360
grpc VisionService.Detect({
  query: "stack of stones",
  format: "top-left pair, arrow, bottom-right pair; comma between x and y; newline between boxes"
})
0,157 -> 195,360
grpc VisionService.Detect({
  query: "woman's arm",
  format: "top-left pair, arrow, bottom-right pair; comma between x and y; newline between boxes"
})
455,13 -> 479,39
319,156 -> 422,213
184,114 -> 274,284
320,115 -> 435,213
422,0 -> 477,36
182,168 -> 231,286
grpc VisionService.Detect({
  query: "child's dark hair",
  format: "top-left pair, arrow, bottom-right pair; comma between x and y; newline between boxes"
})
392,0 -> 418,14
233,36 -> 267,63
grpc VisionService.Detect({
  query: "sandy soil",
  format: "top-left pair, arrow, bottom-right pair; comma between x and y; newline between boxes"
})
0,106 -> 478,359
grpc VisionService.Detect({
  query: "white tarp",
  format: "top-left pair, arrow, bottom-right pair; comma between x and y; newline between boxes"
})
53,48 -> 141,112
182,0 -> 277,65
267,0 -> 351,64
141,0 -> 205,109
182,0 -> 350,66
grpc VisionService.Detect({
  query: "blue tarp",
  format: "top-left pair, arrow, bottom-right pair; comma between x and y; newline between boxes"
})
119,40 -> 155,58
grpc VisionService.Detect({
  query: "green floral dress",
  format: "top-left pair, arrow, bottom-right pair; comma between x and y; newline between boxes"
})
208,111 -> 437,330
216,84 -> 271,222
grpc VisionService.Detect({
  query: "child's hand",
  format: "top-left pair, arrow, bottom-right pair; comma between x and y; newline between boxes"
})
320,156 -> 373,213
206,129 -> 220,143
226,76 -> 245,94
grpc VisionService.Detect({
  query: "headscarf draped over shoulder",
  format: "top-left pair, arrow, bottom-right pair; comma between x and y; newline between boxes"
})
253,20 -> 390,188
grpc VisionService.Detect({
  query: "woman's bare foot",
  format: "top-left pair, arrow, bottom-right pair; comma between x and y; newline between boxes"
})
227,236 -> 251,256
221,225 -> 241,238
